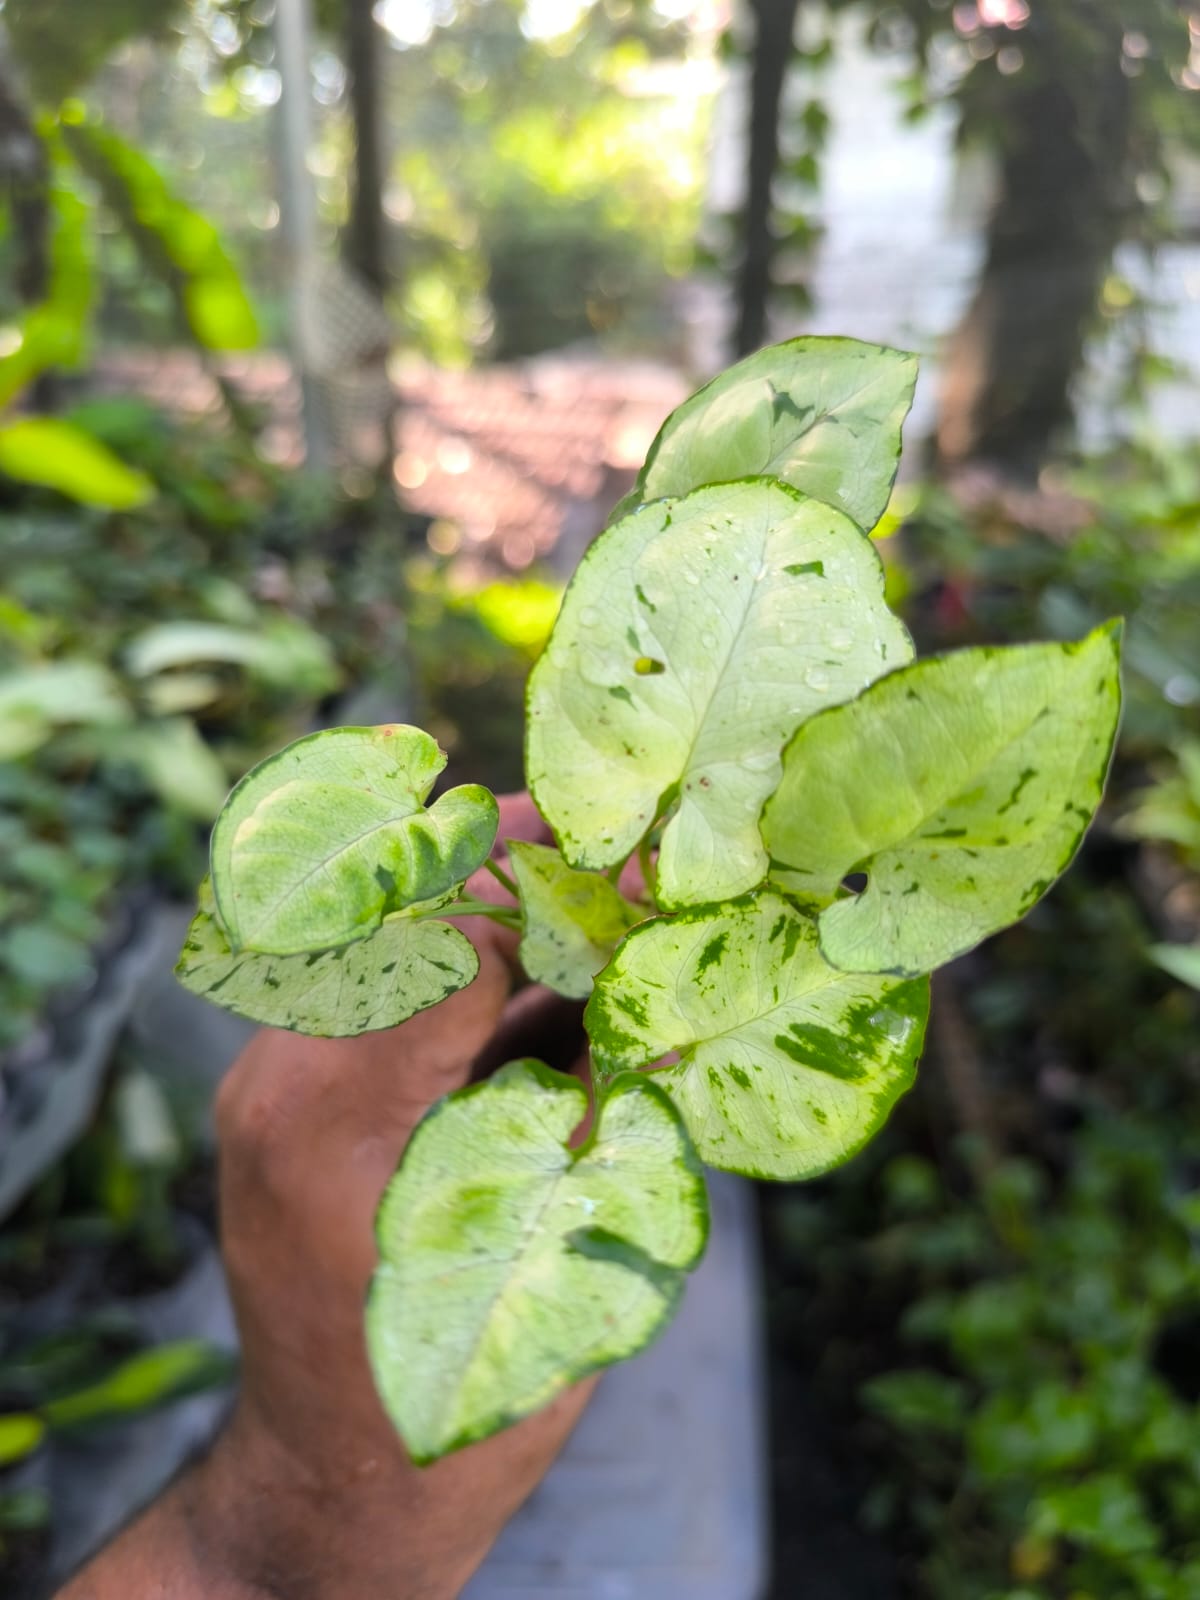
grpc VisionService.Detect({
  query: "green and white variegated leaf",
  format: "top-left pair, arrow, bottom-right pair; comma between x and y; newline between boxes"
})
366,1061 -> 708,1464
508,841 -> 642,999
585,891 -> 928,1180
762,624 -> 1123,976
527,479 -> 911,908
211,725 -> 498,956
176,882 -> 478,1036
625,336 -> 917,532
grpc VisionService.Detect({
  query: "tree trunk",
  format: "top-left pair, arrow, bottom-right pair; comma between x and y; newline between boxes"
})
734,0 -> 802,357
343,0 -> 388,293
937,14 -> 1133,476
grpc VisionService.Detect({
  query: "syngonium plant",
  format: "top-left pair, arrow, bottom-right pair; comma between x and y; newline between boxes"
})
176,337 -> 1123,1464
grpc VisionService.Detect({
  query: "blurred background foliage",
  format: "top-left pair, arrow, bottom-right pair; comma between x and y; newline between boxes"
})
0,0 -> 1198,1594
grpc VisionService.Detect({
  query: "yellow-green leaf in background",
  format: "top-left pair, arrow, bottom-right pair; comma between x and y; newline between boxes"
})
0,418 -> 154,509
0,1414 -> 46,1468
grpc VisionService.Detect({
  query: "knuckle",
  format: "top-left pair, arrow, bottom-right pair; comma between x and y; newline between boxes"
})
214,1064 -> 295,1173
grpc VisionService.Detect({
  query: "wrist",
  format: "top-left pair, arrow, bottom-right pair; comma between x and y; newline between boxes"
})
188,1403 -> 485,1600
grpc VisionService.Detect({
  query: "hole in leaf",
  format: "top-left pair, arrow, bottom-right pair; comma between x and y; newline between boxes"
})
842,872 -> 868,895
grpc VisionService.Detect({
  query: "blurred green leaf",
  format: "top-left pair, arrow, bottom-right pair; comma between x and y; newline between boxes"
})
0,176 -> 92,409
0,419 -> 155,510
862,1369 -> 968,1436
64,118 -> 259,352
1031,1473 -> 1159,1560
0,1488 -> 50,1534
124,619 -> 339,696
107,717 -> 230,822
1149,943 -> 1200,991
970,1384 -> 1098,1480
42,1341 -> 236,1431
0,1414 -> 46,1468
0,659 -> 129,757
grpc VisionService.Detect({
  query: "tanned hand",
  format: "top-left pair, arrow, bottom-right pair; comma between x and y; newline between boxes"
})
59,795 -> 595,1600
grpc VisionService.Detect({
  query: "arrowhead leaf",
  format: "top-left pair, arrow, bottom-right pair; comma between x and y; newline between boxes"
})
527,479 -> 911,908
762,623 -> 1123,975
586,891 -> 928,1179
176,883 -> 479,1036
633,336 -> 917,531
508,841 -> 642,999
210,726 -> 498,955
366,1062 -> 708,1463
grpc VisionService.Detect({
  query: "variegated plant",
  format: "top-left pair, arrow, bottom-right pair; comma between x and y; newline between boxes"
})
177,336 -> 1122,1465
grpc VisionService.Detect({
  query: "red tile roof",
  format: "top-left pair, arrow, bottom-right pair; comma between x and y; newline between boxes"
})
93,348 -> 688,571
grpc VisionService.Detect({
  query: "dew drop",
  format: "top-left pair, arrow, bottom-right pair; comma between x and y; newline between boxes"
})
805,666 -> 831,693
580,606 -> 601,626
684,571 -> 700,586
701,630 -> 718,650
828,628 -> 854,651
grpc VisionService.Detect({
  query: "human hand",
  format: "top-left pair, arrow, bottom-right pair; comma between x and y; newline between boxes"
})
61,795 -> 595,1600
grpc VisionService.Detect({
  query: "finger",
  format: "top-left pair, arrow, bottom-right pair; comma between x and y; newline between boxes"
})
218,929 -> 517,1162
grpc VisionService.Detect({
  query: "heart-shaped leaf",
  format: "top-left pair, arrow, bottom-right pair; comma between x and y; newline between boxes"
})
586,891 -> 928,1180
176,882 -> 479,1036
366,1061 -> 708,1464
527,479 -> 911,908
508,841 -> 642,999
629,336 -> 917,532
762,623 -> 1122,975
211,725 -> 498,955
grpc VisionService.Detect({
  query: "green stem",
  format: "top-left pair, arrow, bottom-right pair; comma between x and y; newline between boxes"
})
638,834 -> 657,903
484,857 -> 519,899
426,899 -> 522,931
